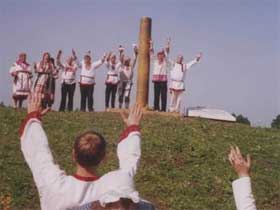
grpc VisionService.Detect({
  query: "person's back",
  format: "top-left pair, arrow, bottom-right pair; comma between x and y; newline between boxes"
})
20,94 -> 143,210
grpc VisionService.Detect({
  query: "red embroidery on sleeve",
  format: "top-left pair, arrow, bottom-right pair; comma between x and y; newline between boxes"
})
119,125 -> 140,142
19,111 -> 42,138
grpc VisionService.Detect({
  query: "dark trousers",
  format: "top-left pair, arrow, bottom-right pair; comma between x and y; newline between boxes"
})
154,81 -> 167,112
105,84 -> 118,108
59,83 -> 76,112
80,85 -> 94,111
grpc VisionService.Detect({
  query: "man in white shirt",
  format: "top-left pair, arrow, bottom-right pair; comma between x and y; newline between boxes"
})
57,49 -> 78,112
169,53 -> 202,113
76,51 -> 106,112
19,92 -> 143,210
150,39 -> 171,112
228,146 -> 257,210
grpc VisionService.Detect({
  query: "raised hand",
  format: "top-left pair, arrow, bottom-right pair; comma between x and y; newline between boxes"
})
72,49 -> 77,59
119,45 -> 124,54
228,146 -> 251,178
133,44 -> 138,55
196,52 -> 202,62
27,92 -> 50,116
120,104 -> 143,127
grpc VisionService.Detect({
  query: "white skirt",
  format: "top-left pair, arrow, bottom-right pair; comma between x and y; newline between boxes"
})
170,80 -> 185,91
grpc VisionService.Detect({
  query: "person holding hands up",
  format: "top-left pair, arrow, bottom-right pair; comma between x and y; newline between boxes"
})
228,146 -> 257,210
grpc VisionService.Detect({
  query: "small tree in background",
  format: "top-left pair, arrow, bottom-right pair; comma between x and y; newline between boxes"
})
271,115 -> 280,129
232,113 -> 251,126
0,102 -> 5,107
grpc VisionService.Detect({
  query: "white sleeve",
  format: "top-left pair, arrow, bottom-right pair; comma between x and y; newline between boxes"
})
232,177 -> 257,210
10,63 -> 17,75
185,58 -> 198,70
117,125 -> 141,177
93,59 -> 103,69
20,112 -> 66,191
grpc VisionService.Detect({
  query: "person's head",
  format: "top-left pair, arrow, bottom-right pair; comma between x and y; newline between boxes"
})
124,56 -> 131,67
157,50 -> 165,63
18,53 -> 27,63
66,56 -> 74,66
73,131 -> 106,170
110,54 -> 117,65
84,54 -> 92,65
176,55 -> 184,64
42,52 -> 51,63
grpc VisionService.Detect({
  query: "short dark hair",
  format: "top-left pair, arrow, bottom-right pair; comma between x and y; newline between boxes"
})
74,131 -> 106,168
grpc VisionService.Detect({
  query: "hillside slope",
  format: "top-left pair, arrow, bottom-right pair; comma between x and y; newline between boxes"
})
0,107 -> 279,210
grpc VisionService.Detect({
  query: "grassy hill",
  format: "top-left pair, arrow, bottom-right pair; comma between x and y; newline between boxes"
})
0,107 -> 279,210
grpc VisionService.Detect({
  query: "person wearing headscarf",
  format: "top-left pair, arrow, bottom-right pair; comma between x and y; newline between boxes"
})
9,52 -> 33,108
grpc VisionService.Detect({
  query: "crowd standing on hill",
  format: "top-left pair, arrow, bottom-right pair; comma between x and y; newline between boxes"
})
10,39 -> 202,113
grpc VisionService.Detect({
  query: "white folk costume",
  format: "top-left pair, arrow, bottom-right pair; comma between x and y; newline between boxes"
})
34,61 -> 54,96
10,61 -> 32,100
118,64 -> 134,109
78,58 -> 104,111
232,177 -> 257,210
58,61 -> 78,111
105,61 -> 121,109
77,170 -> 155,210
151,53 -> 171,112
19,112 -> 141,210
169,58 -> 198,113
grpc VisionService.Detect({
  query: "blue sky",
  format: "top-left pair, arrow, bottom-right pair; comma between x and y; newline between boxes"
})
0,0 -> 279,126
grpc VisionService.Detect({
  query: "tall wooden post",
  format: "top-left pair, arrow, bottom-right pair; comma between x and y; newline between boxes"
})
136,17 -> 152,108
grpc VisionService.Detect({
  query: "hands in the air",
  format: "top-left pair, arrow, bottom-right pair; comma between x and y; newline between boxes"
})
120,104 -> 143,127
228,146 -> 251,178
196,52 -> 202,62
27,92 -> 50,116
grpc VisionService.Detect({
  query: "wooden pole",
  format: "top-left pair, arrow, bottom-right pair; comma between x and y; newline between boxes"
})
136,17 -> 152,108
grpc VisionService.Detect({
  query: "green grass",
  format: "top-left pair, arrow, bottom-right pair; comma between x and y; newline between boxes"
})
0,107 -> 279,210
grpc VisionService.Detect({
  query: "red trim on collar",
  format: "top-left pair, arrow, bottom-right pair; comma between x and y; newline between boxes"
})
19,111 -> 42,138
119,125 -> 140,142
72,174 -> 99,182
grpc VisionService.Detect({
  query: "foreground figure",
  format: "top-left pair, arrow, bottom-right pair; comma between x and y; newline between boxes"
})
228,146 -> 257,210
10,53 -> 32,108
57,50 -> 78,112
118,45 -> 138,109
169,53 -> 202,113
77,170 -> 155,210
19,92 -> 143,210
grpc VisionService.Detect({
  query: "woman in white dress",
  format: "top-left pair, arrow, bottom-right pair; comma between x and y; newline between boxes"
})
9,53 -> 33,108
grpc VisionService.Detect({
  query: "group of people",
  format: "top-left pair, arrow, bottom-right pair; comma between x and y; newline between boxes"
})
10,39 -> 202,113
20,92 -> 258,210
10,45 -> 137,112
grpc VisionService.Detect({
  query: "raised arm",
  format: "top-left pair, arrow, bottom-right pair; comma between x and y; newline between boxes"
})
131,45 -> 138,70
56,50 -> 64,69
149,39 -> 155,60
93,53 -> 106,69
186,52 -> 202,69
117,104 -> 143,177
119,45 -> 125,65
165,37 -> 171,57
20,93 -> 65,190
228,146 -> 257,210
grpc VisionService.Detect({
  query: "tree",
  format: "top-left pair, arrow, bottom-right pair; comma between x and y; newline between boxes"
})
271,115 -> 280,129
232,113 -> 251,126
